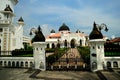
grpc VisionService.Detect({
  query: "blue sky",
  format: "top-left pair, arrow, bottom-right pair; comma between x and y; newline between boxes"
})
14,0 -> 120,38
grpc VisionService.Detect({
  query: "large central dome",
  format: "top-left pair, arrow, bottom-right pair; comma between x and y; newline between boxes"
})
59,23 -> 70,31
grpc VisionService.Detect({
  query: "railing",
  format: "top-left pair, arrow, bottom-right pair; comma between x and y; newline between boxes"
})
0,20 -> 11,24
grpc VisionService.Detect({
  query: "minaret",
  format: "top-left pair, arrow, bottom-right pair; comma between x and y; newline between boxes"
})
18,17 -> 25,26
89,22 -> 105,72
32,26 -> 46,71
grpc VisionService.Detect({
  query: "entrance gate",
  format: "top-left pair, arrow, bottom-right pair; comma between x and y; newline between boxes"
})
46,50 -> 90,71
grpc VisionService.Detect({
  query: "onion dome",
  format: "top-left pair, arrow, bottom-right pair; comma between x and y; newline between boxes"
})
4,5 -> 13,12
32,26 -> 45,42
18,17 -> 24,22
59,23 -> 70,31
76,29 -> 81,33
89,22 -> 103,40
51,29 -> 55,33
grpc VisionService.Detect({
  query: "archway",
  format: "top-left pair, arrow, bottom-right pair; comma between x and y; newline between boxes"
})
64,40 -> 67,48
92,62 -> 97,70
107,61 -> 111,68
16,61 -> 19,68
47,43 -> 49,48
80,39 -> 82,46
113,61 -> 118,68
8,61 -> 11,67
30,62 -> 33,68
70,39 -> 76,48
21,62 -> 23,67
40,62 -> 44,69
0,61 -> 2,67
25,61 -> 28,68
12,61 -> 15,67
52,43 -> 55,49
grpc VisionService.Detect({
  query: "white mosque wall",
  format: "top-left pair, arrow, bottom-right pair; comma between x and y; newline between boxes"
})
0,57 -> 34,68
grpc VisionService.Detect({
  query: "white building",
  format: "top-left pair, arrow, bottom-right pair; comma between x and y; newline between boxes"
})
0,0 -> 25,55
46,23 -> 88,48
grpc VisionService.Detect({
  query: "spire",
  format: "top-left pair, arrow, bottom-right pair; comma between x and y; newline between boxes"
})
18,17 -> 24,22
32,25 -> 45,42
89,22 -> 103,40
4,5 -> 13,12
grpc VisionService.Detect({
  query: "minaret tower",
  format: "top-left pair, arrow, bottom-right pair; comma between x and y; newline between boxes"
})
89,22 -> 105,72
32,26 -> 46,71
0,0 -> 18,55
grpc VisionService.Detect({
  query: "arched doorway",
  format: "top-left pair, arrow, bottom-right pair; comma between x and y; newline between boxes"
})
12,61 -> 15,67
113,61 -> 118,68
107,61 -> 111,68
64,40 -> 67,48
52,43 -> 55,49
40,62 -> 44,69
92,62 -> 97,70
47,44 -> 49,48
16,61 -> 19,68
80,39 -> 82,46
8,61 -> 11,67
70,39 -> 75,48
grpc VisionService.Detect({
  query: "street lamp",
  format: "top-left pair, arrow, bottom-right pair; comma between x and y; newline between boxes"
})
96,23 -> 109,32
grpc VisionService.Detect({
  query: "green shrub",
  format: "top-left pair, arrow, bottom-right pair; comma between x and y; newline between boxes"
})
77,46 -> 90,64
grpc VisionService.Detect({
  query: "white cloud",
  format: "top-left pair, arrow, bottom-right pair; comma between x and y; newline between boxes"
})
15,0 -> 120,37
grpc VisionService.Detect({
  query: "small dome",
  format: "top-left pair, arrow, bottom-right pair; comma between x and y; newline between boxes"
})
18,17 -> 24,22
89,22 -> 103,40
76,29 -> 81,33
4,5 -> 13,12
51,29 -> 55,33
32,26 -> 45,42
59,23 -> 70,31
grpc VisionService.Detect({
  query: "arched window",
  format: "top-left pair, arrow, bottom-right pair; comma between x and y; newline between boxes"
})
8,61 -> 11,67
47,44 -> 49,48
12,61 -> 15,67
52,43 -> 55,49
57,43 -> 60,48
16,61 -> 19,68
25,61 -> 28,68
107,61 -> 111,68
80,39 -> 82,46
113,61 -> 118,68
40,62 -> 44,69
71,39 -> 75,48
92,62 -> 97,70
64,40 -> 67,48
4,61 -> 7,67
30,62 -> 33,68
0,61 -> 2,66
21,62 -> 23,67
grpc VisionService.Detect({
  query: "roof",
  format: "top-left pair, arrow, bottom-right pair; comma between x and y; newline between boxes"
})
32,26 -> 45,42
59,23 -> 70,31
4,5 -> 13,12
89,22 -> 103,40
50,29 -> 55,33
76,29 -> 81,33
49,33 -> 61,38
18,17 -> 24,22
108,37 -> 120,43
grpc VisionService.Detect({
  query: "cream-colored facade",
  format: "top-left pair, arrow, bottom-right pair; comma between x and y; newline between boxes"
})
46,24 -> 88,48
0,0 -> 26,55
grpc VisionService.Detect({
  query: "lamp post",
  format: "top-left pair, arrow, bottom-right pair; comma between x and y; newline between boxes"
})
96,23 -> 108,32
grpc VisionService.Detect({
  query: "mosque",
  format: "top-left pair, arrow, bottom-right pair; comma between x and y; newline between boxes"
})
46,23 -> 88,48
0,0 -> 120,72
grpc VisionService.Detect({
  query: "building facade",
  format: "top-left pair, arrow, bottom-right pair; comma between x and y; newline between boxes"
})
46,23 -> 88,48
0,0 -> 27,55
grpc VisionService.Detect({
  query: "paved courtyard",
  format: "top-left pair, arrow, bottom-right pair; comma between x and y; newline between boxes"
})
0,68 -> 120,80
